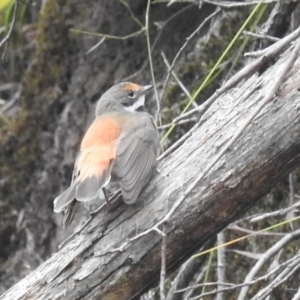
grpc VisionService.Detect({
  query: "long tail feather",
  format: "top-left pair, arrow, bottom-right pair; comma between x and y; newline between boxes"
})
63,200 -> 79,227
53,184 -> 76,213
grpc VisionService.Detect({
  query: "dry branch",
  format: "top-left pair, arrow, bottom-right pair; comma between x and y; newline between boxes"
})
1,39 -> 300,300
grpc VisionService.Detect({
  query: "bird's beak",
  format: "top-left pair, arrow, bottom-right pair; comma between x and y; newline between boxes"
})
142,85 -> 153,94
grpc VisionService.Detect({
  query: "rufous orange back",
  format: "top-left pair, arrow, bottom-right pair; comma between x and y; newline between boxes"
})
77,117 -> 122,181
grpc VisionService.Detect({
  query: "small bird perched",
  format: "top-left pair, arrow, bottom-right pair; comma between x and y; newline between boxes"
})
54,82 -> 159,226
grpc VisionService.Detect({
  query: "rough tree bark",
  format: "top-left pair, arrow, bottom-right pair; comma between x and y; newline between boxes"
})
1,36 -> 300,299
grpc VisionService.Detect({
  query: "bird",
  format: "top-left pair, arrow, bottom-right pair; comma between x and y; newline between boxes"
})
53,82 -> 159,226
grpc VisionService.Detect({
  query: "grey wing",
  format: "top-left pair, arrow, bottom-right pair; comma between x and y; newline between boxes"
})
113,115 -> 159,204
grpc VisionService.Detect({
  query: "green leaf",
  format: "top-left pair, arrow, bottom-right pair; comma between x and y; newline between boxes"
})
0,0 -> 13,13
3,0 -> 15,32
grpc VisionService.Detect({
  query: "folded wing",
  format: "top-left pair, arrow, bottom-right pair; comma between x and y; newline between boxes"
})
113,113 -> 159,204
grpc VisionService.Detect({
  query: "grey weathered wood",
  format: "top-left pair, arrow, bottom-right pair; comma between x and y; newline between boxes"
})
1,43 -> 300,300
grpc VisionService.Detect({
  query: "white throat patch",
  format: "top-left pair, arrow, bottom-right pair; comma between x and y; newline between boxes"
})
124,94 -> 145,112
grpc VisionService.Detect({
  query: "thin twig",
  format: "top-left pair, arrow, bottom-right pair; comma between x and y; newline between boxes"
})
144,0 -> 160,125
85,37 -> 106,55
166,1 -> 265,133
161,52 -> 198,108
70,27 -> 146,40
188,254 -> 300,299
250,252 -> 300,300
237,229 -> 300,300
244,27 -> 300,58
158,117 -> 197,130
176,282 -> 234,293
289,172 -> 295,205
183,267 -> 207,300
124,4 -> 195,81
288,172 -> 296,230
159,7 -> 221,110
199,0 -> 288,8
243,30 -> 280,42
176,26 -> 300,122
175,252 -> 300,296
291,286 -> 300,300
120,0 -> 144,28
217,231 -> 226,300
228,224 -> 285,236
165,239 -> 216,300
250,199 -> 300,223
160,224 -> 167,300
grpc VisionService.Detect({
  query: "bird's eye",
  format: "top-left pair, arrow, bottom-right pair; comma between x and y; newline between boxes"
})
127,90 -> 135,98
